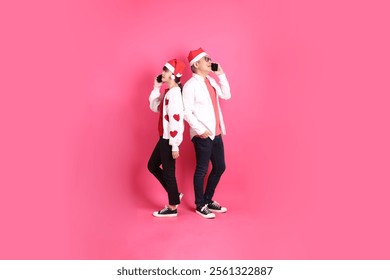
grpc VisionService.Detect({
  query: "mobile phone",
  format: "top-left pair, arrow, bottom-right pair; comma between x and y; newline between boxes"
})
156,74 -> 162,83
211,63 -> 219,72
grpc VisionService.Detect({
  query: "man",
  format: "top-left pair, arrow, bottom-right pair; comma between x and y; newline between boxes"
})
182,47 -> 231,219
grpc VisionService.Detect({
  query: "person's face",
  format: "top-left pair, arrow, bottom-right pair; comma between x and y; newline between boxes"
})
195,56 -> 212,74
161,66 -> 173,82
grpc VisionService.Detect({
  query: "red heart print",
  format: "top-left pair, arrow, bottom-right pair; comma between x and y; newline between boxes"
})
164,114 -> 169,122
165,99 -> 169,105
173,114 -> 180,121
170,130 -> 178,138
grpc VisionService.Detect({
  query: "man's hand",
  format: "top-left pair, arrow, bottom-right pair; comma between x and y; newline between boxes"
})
199,130 -> 212,139
214,64 -> 224,76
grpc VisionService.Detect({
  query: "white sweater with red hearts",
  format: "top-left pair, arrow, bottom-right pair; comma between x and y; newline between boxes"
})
149,86 -> 184,151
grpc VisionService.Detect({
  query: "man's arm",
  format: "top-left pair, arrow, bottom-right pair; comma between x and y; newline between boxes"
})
182,81 -> 208,135
214,64 -> 231,100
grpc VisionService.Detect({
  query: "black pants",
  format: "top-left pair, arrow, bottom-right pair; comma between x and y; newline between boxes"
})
192,135 -> 226,207
147,137 -> 180,205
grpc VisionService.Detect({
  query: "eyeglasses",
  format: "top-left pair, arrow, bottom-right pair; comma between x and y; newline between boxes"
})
203,56 -> 212,62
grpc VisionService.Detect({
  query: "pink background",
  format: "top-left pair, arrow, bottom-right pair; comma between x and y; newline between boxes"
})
1,0 -> 390,259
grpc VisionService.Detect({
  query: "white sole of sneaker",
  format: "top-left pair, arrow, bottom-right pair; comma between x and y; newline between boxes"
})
152,212 -> 177,217
209,208 -> 227,213
195,210 -> 215,219
153,213 -> 177,218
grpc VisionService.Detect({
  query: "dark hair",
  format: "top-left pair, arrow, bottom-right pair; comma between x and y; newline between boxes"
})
162,65 -> 183,90
175,76 -> 183,91
191,65 -> 197,73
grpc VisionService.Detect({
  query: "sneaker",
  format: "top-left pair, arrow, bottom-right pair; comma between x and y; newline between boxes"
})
153,206 -> 177,217
196,205 -> 216,219
207,201 -> 227,213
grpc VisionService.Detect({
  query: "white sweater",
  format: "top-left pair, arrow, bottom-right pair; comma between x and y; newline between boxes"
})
149,86 -> 184,151
182,73 -> 231,140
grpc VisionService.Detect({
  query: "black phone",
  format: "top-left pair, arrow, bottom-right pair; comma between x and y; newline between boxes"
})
156,74 -> 162,83
211,63 -> 219,71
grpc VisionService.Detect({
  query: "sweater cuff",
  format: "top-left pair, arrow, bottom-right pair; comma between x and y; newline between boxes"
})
171,145 -> 179,152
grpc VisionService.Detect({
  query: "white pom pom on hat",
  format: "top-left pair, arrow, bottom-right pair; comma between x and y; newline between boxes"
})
164,59 -> 186,80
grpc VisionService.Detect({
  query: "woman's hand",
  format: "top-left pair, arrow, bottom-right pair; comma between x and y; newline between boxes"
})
172,151 -> 179,159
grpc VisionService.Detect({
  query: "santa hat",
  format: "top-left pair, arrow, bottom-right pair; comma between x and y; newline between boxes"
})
164,59 -> 186,80
187,47 -> 207,66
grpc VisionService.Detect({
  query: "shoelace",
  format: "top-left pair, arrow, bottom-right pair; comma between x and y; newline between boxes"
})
209,201 -> 221,209
159,207 -> 169,214
201,205 -> 212,214
160,206 -> 177,214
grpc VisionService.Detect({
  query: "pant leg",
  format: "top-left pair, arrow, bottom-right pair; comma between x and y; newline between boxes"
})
159,138 -> 180,205
204,135 -> 226,204
147,139 -> 167,190
192,137 -> 213,207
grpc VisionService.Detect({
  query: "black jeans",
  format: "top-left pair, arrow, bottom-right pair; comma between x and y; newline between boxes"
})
192,135 -> 226,207
147,137 -> 180,205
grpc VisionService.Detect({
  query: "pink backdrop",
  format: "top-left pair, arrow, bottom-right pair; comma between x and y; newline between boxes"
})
1,0 -> 390,259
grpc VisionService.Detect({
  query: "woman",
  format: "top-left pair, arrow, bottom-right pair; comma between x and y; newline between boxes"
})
147,59 -> 186,217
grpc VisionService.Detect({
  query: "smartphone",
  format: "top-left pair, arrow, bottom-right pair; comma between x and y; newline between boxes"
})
156,74 -> 162,83
211,63 -> 219,72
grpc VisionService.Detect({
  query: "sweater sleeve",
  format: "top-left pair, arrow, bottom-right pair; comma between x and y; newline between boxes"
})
149,88 -> 161,113
167,88 -> 184,151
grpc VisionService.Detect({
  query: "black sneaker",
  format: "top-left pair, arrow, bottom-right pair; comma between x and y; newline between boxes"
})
153,206 -> 177,217
207,201 -> 227,213
196,205 -> 216,219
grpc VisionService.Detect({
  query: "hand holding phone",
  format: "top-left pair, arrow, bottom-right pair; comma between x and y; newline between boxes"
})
211,63 -> 219,72
154,74 -> 163,89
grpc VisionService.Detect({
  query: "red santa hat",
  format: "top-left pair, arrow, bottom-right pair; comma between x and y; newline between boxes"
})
164,59 -> 186,80
187,47 -> 207,66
